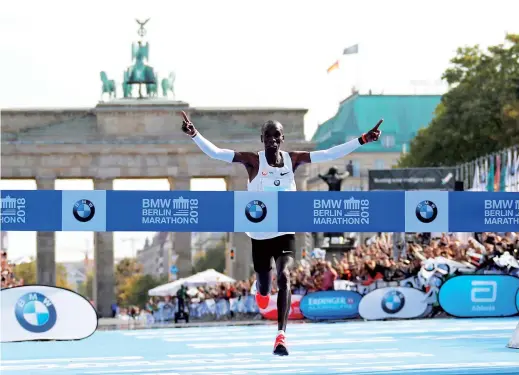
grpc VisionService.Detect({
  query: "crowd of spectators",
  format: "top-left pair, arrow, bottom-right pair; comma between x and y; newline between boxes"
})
141,232 -> 519,314
0,251 -> 24,289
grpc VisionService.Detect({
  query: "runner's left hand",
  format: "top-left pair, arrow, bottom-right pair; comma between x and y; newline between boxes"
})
363,119 -> 383,143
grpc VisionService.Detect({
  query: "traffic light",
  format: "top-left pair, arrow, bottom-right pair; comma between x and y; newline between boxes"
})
301,248 -> 307,258
230,247 -> 235,261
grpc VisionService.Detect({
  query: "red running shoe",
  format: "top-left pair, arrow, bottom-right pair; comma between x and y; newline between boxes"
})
255,292 -> 270,310
273,332 -> 288,356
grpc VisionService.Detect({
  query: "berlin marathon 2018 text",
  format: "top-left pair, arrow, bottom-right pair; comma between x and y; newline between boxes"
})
141,197 -> 199,224
312,198 -> 370,225
0,196 -> 26,224
484,199 -> 519,225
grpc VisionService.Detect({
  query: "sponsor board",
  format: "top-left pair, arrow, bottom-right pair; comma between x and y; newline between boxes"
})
404,191 -> 449,233
234,192 -> 279,233
106,191 -> 233,232
449,192 -> 519,232
368,168 -> 456,190
358,287 -> 429,320
0,190 -> 61,231
3,190 -> 516,233
438,275 -> 519,318
278,191 -> 405,232
259,294 -> 303,321
300,290 -> 361,320
62,190 -> 107,232
1,285 -> 98,342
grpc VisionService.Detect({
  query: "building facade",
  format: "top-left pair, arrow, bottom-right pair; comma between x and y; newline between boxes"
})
308,93 -> 441,190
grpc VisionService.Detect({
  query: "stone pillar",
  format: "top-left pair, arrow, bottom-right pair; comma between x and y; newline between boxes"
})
169,176 -> 192,278
226,176 -> 253,281
295,167 -> 311,260
36,178 -> 56,286
93,178 -> 114,318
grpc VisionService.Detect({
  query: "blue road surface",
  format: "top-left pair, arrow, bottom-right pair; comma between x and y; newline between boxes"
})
1,318 -> 519,375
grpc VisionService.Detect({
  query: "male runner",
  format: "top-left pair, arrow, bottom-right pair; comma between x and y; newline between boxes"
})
181,111 -> 381,355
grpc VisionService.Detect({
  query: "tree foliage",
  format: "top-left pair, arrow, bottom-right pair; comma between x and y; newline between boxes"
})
13,260 -> 72,289
114,257 -> 166,307
77,271 -> 93,300
398,34 -> 519,167
193,240 -> 226,274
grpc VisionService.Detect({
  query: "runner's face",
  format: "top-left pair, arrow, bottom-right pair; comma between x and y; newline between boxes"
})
262,124 -> 284,151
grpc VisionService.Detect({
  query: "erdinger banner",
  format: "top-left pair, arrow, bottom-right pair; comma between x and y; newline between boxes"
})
439,275 -> 519,318
368,168 -> 456,190
259,294 -> 303,321
1,285 -> 98,342
300,290 -> 361,320
358,287 -> 429,320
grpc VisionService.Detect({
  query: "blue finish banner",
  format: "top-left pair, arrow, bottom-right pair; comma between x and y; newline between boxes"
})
448,192 -> 519,232
106,191 -> 234,232
0,190 -> 61,231
279,191 -> 405,232
1,190 -> 518,232
300,290 -> 361,320
438,275 -> 519,318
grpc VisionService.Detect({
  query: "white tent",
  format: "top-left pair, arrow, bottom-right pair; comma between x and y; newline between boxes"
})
183,269 -> 235,287
148,269 -> 236,296
148,278 -> 185,297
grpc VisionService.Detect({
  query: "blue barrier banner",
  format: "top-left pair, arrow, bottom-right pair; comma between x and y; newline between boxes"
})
279,191 -> 405,232
300,290 -> 361,320
2,190 -> 518,232
438,275 -> 519,318
448,192 -> 519,232
106,191 -> 234,232
0,190 -> 61,231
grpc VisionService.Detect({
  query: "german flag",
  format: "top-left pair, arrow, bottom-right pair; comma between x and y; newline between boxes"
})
327,60 -> 339,73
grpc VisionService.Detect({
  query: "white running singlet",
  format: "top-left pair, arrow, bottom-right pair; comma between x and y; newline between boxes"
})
246,151 -> 297,240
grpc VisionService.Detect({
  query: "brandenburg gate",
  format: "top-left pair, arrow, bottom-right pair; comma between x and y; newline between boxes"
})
0,20 -> 312,317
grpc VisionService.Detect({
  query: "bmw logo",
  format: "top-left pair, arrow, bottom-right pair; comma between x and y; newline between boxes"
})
381,290 -> 405,314
73,199 -> 95,222
274,180 -> 280,186
415,200 -> 438,223
245,200 -> 267,223
15,292 -> 57,333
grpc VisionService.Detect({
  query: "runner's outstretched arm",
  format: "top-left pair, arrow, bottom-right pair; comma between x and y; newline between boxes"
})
181,111 -> 254,165
291,119 -> 383,169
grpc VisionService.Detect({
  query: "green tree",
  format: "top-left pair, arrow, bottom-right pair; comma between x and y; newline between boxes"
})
118,274 -> 167,307
115,258 -> 143,305
398,34 -> 519,167
13,260 -> 71,289
13,260 -> 36,284
78,271 -> 93,300
193,241 -> 226,273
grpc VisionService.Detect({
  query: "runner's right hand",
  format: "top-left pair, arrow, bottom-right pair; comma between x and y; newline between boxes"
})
181,111 -> 197,137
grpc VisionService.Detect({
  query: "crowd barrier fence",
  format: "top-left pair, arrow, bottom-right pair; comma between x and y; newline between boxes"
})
146,274 -> 519,323
1,190 -> 518,232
